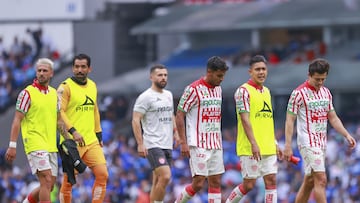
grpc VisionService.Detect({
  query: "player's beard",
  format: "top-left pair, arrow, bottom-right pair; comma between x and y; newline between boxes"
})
37,76 -> 49,86
155,80 -> 167,89
75,73 -> 87,82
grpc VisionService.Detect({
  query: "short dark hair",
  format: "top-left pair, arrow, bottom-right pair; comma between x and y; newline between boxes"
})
73,53 -> 91,67
150,64 -> 167,74
308,58 -> 330,76
249,55 -> 267,66
207,56 -> 228,71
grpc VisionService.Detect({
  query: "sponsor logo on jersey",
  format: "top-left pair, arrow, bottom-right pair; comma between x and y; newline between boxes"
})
255,101 -> 273,118
76,95 -> 94,112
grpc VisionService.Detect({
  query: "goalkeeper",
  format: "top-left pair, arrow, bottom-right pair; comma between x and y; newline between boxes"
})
57,53 -> 108,203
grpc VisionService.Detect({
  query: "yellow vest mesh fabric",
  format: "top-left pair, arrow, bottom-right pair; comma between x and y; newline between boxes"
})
236,83 -> 276,156
21,85 -> 58,154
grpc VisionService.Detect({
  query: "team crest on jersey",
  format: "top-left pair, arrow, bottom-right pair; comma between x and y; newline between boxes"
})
158,157 -> 165,164
57,86 -> 64,96
198,163 -> 205,170
39,159 -> 47,166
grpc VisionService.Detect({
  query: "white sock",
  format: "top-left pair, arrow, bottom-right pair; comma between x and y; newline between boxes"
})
22,198 -> 30,203
208,192 -> 221,203
265,189 -> 277,203
175,188 -> 193,203
226,185 -> 245,203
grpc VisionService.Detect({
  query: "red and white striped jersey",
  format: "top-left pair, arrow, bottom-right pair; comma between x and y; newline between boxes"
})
16,89 -> 31,113
177,78 -> 223,149
287,81 -> 334,149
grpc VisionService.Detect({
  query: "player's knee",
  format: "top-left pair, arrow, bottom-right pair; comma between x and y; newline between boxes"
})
208,175 -> 222,188
38,171 -> 53,189
264,174 -> 277,186
192,183 -> 203,192
315,174 -> 327,187
318,179 -> 327,188
93,165 -> 109,181
159,173 -> 171,185
42,174 -> 52,183
243,179 -> 257,192
303,176 -> 314,188
192,178 -> 206,191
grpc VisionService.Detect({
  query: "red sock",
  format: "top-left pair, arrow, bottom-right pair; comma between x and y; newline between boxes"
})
209,187 -> 221,193
239,184 -> 247,195
185,184 -> 196,196
28,193 -> 37,203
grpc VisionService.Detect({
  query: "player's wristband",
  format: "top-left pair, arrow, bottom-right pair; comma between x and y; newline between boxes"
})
96,132 -> 103,143
9,141 -> 17,148
68,127 -> 76,135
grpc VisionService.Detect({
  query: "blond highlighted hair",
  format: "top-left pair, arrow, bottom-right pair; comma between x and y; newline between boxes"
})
35,58 -> 54,70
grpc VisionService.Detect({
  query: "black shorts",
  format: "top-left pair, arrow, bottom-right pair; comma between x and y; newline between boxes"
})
147,148 -> 172,170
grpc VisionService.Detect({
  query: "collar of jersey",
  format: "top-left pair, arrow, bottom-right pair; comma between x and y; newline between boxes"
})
71,76 -> 87,85
247,79 -> 263,91
32,79 -> 49,93
305,80 -> 317,91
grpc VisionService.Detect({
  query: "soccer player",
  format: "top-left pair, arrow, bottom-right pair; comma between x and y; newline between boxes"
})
132,64 -> 179,203
226,55 -> 281,203
174,56 -> 228,203
57,53 -> 108,203
284,58 -> 356,203
6,58 -> 68,203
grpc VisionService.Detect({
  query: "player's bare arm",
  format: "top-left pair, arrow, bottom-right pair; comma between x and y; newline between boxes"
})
5,111 -> 25,162
328,111 -> 357,149
175,110 -> 190,157
173,115 -> 181,148
132,111 -> 147,157
284,112 -> 296,161
57,116 -> 71,140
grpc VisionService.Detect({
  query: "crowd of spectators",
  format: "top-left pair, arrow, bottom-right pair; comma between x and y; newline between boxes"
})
1,95 -> 360,203
0,28 -> 62,113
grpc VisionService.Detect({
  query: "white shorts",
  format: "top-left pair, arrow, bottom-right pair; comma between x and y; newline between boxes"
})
189,146 -> 225,177
27,151 -> 58,176
240,155 -> 277,179
299,147 -> 325,175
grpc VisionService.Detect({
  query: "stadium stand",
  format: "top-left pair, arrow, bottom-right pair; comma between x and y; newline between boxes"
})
162,45 -> 241,68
